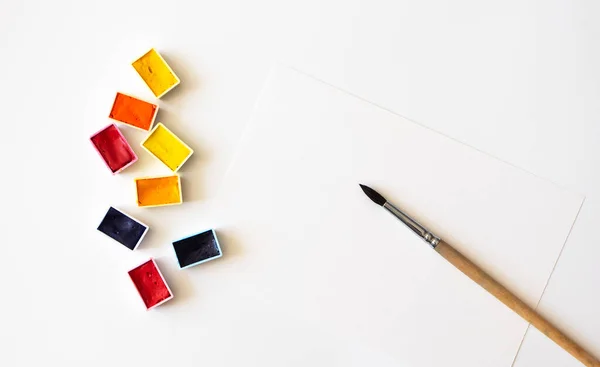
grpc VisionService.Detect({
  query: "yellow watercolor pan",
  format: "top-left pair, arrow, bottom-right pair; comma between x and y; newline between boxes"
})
132,48 -> 180,98
135,175 -> 182,207
141,123 -> 193,172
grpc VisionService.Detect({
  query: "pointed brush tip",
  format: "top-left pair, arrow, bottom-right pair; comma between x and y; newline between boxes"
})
359,183 -> 387,206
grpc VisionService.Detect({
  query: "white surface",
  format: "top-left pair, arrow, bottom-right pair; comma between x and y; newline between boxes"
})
209,65 -> 581,366
514,198 -> 600,366
1,0 -> 599,366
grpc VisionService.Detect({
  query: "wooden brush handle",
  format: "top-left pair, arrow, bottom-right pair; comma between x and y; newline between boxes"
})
435,240 -> 599,367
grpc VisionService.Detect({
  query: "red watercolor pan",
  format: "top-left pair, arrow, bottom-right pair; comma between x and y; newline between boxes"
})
90,123 -> 138,174
128,258 -> 173,310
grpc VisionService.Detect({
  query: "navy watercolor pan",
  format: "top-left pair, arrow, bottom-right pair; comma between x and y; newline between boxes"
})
97,207 -> 149,250
173,229 -> 222,269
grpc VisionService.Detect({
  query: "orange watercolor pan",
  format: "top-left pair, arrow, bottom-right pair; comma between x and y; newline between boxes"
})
109,92 -> 159,131
135,175 -> 182,207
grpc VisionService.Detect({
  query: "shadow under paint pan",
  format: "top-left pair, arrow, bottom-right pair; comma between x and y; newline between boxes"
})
135,175 -> 182,207
141,123 -> 193,172
128,258 -> 173,310
97,207 -> 148,250
90,123 -> 138,174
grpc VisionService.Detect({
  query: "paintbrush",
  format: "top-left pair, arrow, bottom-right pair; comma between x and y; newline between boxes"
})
359,184 -> 599,367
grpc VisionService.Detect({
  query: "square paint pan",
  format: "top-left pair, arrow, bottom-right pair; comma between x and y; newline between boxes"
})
97,207 -> 148,250
128,258 -> 173,310
141,123 -> 193,172
173,229 -> 223,269
132,48 -> 180,98
109,92 -> 158,131
90,123 -> 138,174
135,175 -> 182,207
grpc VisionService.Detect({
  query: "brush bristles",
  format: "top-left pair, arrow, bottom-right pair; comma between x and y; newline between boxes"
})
359,184 -> 387,206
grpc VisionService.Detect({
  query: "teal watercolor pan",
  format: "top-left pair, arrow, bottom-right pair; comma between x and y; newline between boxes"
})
172,229 -> 223,269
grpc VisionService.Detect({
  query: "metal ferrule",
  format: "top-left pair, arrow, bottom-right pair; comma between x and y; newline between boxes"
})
383,202 -> 440,249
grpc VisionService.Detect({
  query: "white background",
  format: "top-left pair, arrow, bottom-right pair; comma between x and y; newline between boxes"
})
0,0 -> 598,366
209,65 -> 584,366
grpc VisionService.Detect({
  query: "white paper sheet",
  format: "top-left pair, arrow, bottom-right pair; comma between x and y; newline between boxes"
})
208,65 -> 584,366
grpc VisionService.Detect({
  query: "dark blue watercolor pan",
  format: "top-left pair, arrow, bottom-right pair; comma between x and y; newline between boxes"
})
172,229 -> 223,269
97,207 -> 149,250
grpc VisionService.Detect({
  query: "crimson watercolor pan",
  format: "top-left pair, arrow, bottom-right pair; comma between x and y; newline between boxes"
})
97,207 -> 148,250
128,258 -> 173,310
172,229 -> 223,269
90,123 -> 138,174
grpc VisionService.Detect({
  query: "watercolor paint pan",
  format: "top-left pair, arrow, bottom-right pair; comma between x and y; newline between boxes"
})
90,123 -> 138,174
135,175 -> 182,207
132,48 -> 180,99
173,229 -> 223,269
141,123 -> 194,172
128,258 -> 173,310
97,207 -> 148,250
109,92 -> 159,131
